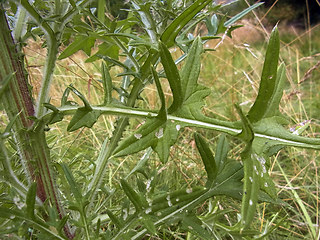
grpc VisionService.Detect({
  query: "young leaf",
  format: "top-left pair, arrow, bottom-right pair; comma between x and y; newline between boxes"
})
26,182 -> 37,220
194,133 -> 217,186
151,65 -> 167,119
247,26 -> 280,123
160,0 -> 212,48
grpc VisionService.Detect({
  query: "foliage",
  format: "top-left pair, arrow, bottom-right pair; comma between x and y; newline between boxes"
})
0,0 -> 319,239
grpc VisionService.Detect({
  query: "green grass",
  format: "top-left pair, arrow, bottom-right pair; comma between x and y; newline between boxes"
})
19,19 -> 320,239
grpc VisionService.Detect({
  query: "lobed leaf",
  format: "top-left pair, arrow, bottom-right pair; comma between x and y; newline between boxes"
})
159,41 -> 183,113
101,62 -> 113,105
58,35 -> 95,60
194,133 -> 217,186
247,26 -> 280,123
120,179 -> 148,212
160,0 -> 212,48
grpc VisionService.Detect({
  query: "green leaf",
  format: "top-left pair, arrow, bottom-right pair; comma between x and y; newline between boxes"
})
67,107 -> 101,132
0,72 -> 14,99
140,214 -> 157,235
58,35 -> 95,60
224,2 -> 264,27
180,37 -> 203,102
209,158 -> 244,200
106,209 -> 124,229
66,86 -> 101,131
264,63 -> 286,118
181,214 -> 212,240
101,62 -> 113,105
0,207 -> 65,240
85,43 -> 119,63
235,104 -> 254,142
151,65 -> 167,119
120,179 -> 147,212
61,163 -> 83,204
240,144 -> 260,230
26,182 -> 37,220
161,0 -> 212,47
159,41 -> 183,113
43,103 -> 64,124
194,133 -> 217,186
114,37 -> 209,163
247,26 -> 280,123
215,134 -> 229,171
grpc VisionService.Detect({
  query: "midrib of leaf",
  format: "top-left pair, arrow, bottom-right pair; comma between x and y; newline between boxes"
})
43,104 -> 320,150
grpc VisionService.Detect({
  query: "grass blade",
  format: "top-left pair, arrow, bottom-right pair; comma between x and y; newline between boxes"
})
224,2 -> 264,27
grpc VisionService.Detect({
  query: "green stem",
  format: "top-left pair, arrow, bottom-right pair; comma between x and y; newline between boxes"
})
36,39 -> 59,117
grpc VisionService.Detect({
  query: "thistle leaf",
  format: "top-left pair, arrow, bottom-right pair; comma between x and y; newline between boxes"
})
58,36 -> 95,60
247,26 -> 280,123
194,133 -> 217,186
160,0 -> 212,48
26,182 -> 37,220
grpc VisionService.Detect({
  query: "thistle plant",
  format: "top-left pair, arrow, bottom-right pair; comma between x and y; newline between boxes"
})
0,0 -> 319,239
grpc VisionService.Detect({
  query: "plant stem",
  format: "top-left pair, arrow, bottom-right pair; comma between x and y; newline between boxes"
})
0,7 -> 74,239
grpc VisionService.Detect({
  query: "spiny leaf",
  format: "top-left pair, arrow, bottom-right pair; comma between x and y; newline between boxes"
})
101,62 -> 113,104
0,72 -> 14,99
181,214 -> 212,239
159,41 -> 183,113
67,107 -> 101,132
66,86 -> 101,131
120,179 -> 148,212
61,163 -> 83,204
235,104 -> 254,142
140,214 -> 157,235
264,63 -> 286,118
180,37 -> 203,101
160,0 -> 212,48
26,182 -> 37,220
209,158 -> 243,200
247,26 -> 280,123
114,38 -> 207,163
215,134 -> 229,170
194,133 -> 217,186
241,144 -> 260,230
106,209 -> 124,229
58,35 -> 95,60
